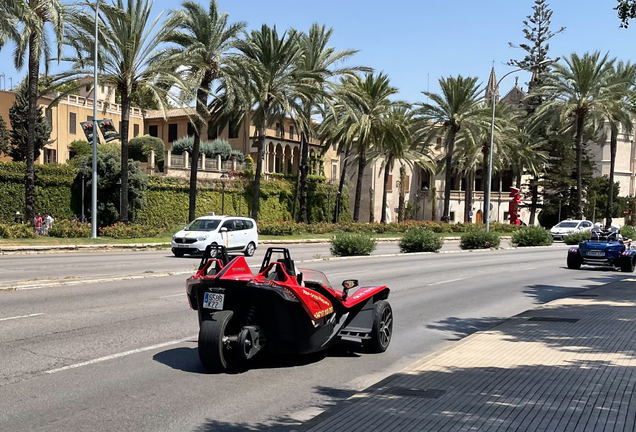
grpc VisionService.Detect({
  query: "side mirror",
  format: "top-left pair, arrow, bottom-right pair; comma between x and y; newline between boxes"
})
341,279 -> 358,301
220,227 -> 228,233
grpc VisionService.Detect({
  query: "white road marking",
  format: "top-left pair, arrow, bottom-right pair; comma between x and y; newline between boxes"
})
158,293 -> 186,299
0,313 -> 45,322
519,267 -> 538,271
428,277 -> 467,286
44,335 -> 196,375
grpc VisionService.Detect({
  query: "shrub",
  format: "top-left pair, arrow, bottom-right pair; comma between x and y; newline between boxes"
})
48,220 -> 91,238
170,136 -> 194,155
460,228 -> 500,250
68,140 -> 91,158
330,232 -> 377,256
511,225 -> 553,247
622,225 -> 636,240
209,139 -> 232,160
399,227 -> 443,253
231,150 -> 245,163
563,230 -> 591,245
128,135 -> 165,163
0,223 -> 37,239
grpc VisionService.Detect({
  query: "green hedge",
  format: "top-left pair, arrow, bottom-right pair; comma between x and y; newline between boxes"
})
460,228 -> 501,250
0,161 -> 75,222
330,232 -> 377,256
399,227 -> 443,253
511,226 -> 554,247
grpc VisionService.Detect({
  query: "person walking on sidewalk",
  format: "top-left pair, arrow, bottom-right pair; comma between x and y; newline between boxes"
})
44,214 -> 54,235
35,213 -> 43,235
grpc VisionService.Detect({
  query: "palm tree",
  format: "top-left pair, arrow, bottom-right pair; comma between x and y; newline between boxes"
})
601,61 -> 636,227
164,0 -> 245,222
4,0 -> 66,222
416,76 -> 483,220
224,24 -> 315,220
538,52 -> 626,218
64,0 -> 184,223
293,24 -> 362,223
321,73 -> 397,222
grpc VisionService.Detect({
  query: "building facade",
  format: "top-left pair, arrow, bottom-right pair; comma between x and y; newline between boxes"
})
144,108 -> 341,181
0,88 -> 144,164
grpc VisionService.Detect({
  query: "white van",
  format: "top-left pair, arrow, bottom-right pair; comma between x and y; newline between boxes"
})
171,215 -> 258,257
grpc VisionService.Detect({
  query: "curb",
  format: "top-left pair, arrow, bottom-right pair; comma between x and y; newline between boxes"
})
0,236 -> 516,253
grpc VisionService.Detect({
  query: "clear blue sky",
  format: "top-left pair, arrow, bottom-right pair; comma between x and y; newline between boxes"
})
0,0 -> 633,103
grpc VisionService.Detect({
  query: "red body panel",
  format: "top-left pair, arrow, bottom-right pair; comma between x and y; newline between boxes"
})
191,257 -> 388,319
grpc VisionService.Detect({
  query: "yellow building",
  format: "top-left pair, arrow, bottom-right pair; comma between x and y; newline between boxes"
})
0,86 -> 144,164
144,108 -> 341,181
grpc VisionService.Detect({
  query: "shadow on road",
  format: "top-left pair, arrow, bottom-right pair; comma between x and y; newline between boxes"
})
153,340 -> 364,375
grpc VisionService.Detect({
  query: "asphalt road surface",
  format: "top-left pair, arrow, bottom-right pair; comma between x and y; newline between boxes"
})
0,245 -> 624,431
0,240 -> 515,285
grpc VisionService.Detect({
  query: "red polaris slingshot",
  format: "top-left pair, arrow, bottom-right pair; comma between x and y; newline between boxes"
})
185,246 -> 393,372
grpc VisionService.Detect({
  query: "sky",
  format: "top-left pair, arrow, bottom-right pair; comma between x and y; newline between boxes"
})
0,0 -> 634,104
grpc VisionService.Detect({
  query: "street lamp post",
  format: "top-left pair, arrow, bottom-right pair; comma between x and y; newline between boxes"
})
80,162 -> 87,221
485,60 -> 553,232
220,173 -> 228,214
558,192 -> 563,222
91,0 -> 100,238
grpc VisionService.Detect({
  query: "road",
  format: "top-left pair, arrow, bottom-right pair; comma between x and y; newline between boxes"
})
0,240 -> 515,285
0,244 -> 624,431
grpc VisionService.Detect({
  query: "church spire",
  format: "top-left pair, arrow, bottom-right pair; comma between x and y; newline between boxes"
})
485,65 -> 499,103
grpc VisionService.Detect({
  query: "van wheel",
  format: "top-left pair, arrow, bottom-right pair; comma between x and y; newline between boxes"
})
244,242 -> 256,257
173,250 -> 185,258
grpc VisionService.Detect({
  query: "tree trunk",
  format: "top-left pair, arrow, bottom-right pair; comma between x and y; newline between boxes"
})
515,173 -> 522,189
299,130 -> 310,223
574,113 -> 585,219
25,33 -> 38,223
398,165 -> 406,222
431,187 -> 438,221
120,91 -> 131,223
369,185 -> 374,223
464,170 -> 474,223
252,118 -> 266,221
443,129 -> 457,219
292,163 -> 300,221
380,157 -> 391,223
188,83 -> 210,222
353,144 -> 367,222
606,124 -> 618,227
529,182 -> 539,225
333,148 -> 349,223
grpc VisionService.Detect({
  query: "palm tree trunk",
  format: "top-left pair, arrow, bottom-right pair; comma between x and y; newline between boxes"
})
25,33 -> 38,223
333,148 -> 349,223
574,113 -> 585,219
443,129 -> 456,219
398,165 -> 406,222
353,144 -> 367,222
515,173 -> 522,189
120,91 -> 131,223
380,157 -> 391,223
292,164 -> 300,221
188,84 -> 210,222
464,170 -> 474,223
252,117 -> 267,221
606,124 -> 618,227
529,182 -> 539,225
299,130 -> 310,223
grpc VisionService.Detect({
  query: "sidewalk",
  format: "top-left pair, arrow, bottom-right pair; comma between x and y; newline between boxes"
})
299,277 -> 636,432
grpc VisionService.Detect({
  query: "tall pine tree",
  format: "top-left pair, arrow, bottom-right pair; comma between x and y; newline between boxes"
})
0,116 -> 10,155
508,0 -> 565,224
8,80 -> 51,162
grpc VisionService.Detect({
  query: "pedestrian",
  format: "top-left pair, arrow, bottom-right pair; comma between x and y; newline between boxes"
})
45,213 -> 54,234
35,213 -> 42,235
14,212 -> 23,224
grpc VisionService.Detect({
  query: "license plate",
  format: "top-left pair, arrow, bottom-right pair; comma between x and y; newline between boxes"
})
177,244 -> 188,248
587,250 -> 605,257
203,292 -> 224,310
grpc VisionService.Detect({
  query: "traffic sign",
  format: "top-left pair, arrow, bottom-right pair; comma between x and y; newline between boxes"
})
624,209 -> 630,216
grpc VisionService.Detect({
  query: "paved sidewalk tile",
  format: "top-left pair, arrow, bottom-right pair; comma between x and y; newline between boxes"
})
300,278 -> 636,432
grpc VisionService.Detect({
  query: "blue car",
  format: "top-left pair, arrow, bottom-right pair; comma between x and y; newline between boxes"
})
567,230 -> 636,272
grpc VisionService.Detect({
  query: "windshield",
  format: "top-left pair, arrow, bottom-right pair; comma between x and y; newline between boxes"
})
298,269 -> 333,289
185,219 -> 221,232
556,222 -> 579,228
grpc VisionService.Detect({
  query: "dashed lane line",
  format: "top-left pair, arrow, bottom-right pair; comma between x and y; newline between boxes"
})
44,335 -> 197,375
0,313 -> 45,322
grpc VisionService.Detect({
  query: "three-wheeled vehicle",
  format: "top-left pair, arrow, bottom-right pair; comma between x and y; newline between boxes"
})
567,228 -> 636,272
185,246 -> 393,372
